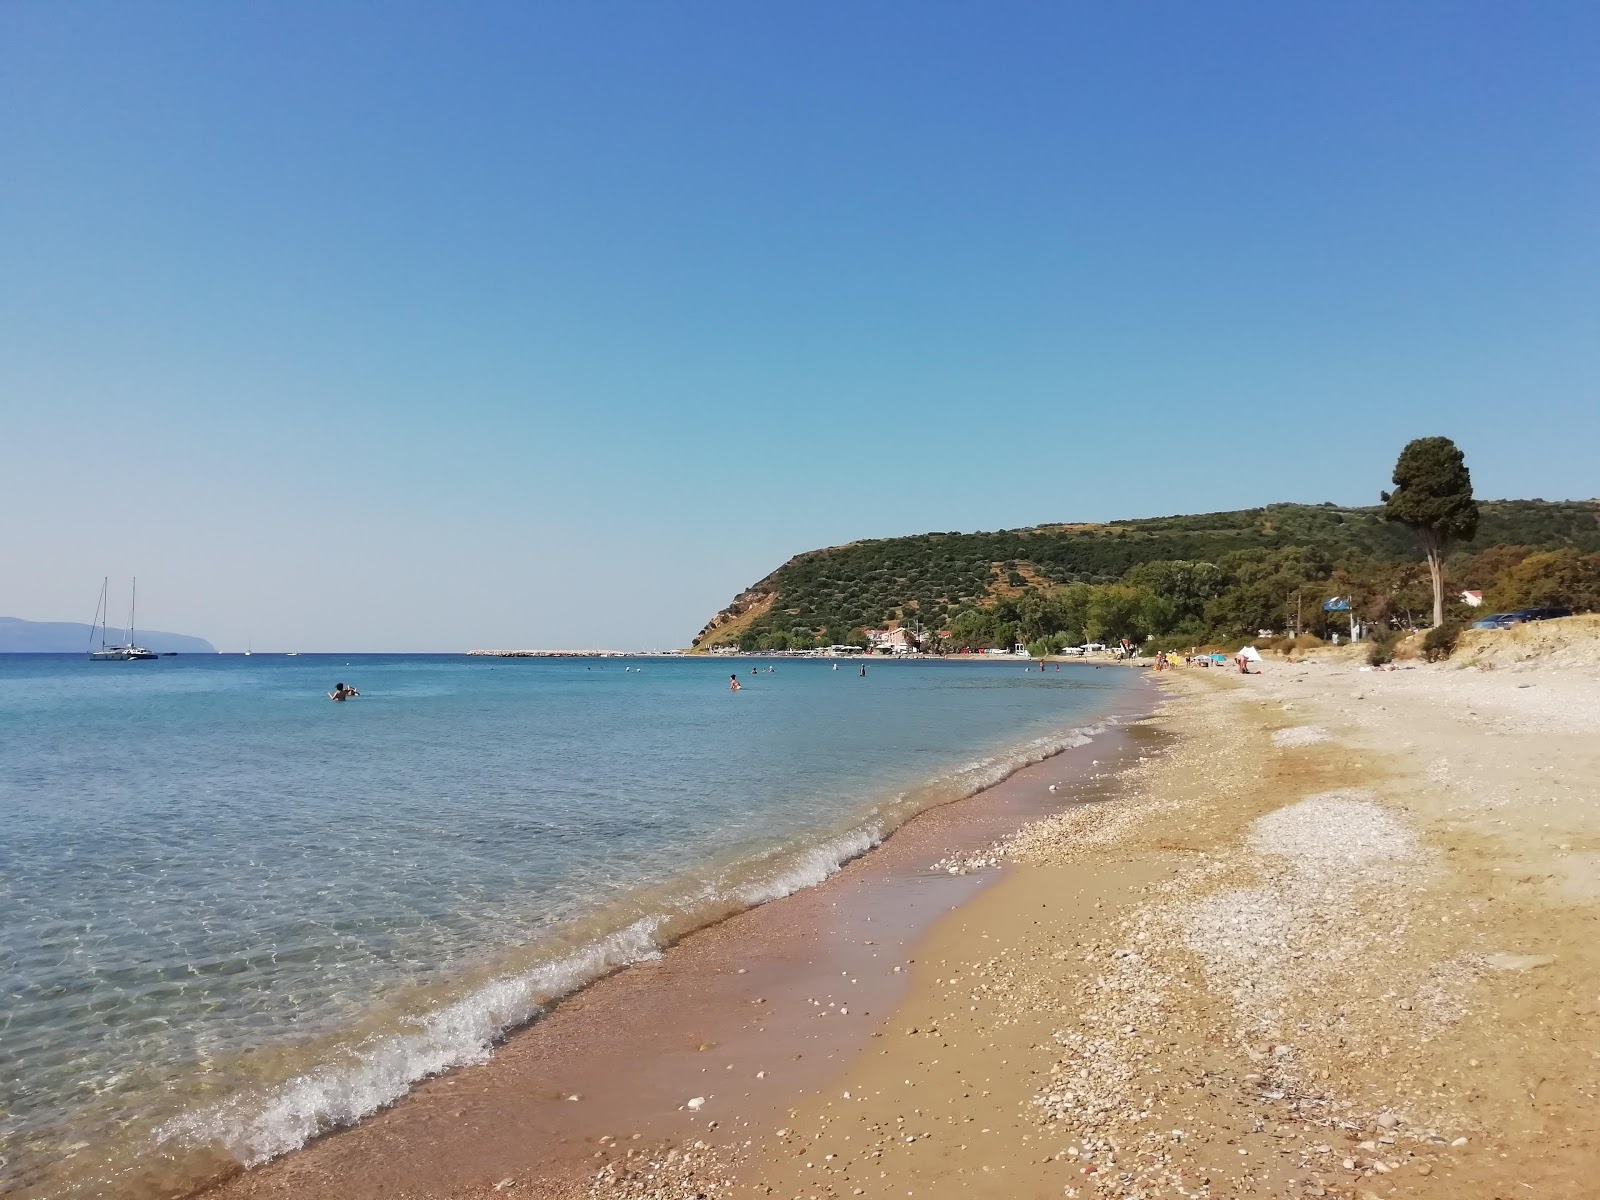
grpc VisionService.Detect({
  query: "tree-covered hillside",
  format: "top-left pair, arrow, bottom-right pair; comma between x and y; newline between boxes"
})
693,500 -> 1600,651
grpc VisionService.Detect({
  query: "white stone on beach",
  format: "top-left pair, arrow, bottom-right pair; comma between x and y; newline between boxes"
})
1271,725 -> 1331,748
686,1096 -> 706,1110
1484,952 -> 1556,972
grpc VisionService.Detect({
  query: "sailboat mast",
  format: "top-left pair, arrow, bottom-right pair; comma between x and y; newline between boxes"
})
90,577 -> 108,649
129,577 -> 137,646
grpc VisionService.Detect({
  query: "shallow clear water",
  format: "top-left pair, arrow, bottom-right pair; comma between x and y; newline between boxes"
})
0,652 -> 1135,1196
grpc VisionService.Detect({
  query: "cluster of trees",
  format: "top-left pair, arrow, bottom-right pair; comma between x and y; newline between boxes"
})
1478,547 -> 1600,612
700,442 -> 1599,652
729,541 -> 1600,655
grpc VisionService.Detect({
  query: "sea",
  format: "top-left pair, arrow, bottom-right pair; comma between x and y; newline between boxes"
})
0,652 -> 1141,1198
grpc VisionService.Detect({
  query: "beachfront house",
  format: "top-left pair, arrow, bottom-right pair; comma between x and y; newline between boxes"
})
864,628 -> 920,655
1461,590 -> 1485,607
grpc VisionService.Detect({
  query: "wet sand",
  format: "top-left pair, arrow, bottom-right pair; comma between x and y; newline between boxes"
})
195,680 -> 1155,1200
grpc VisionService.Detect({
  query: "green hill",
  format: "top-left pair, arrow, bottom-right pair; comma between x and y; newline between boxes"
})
693,499 -> 1600,651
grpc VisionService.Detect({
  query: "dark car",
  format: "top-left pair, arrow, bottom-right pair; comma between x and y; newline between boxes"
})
1471,613 -> 1516,629
1473,607 -> 1572,630
1509,606 -> 1573,624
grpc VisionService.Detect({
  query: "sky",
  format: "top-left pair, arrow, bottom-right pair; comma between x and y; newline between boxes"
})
3,2 -> 1596,651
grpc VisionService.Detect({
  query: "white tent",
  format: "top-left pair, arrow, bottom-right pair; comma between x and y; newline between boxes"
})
1239,645 -> 1263,662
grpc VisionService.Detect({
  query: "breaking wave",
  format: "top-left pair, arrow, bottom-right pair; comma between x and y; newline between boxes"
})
153,717 -> 1118,1175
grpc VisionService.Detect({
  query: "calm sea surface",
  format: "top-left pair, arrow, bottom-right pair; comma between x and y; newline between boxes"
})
0,652 -> 1138,1196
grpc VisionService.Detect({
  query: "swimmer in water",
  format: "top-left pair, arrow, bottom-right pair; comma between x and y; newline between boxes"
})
729,674 -> 742,691
328,682 -> 353,701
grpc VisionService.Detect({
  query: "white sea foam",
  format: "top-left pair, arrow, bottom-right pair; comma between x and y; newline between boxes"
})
154,716 -> 1121,1172
154,916 -> 665,1166
732,826 -> 883,905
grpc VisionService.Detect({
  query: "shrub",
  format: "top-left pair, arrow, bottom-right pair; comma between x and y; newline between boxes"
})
1367,631 -> 1399,667
1422,620 -> 1463,663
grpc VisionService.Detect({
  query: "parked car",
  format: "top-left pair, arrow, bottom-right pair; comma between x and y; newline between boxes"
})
1510,606 -> 1573,623
1472,606 -> 1572,630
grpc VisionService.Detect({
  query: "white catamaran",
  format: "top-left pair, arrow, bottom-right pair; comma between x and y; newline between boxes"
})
87,577 -> 159,661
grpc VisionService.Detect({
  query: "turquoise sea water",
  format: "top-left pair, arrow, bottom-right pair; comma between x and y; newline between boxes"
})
0,652 -> 1138,1197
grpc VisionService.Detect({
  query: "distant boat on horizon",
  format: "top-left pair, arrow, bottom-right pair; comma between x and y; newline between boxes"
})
87,578 -> 158,661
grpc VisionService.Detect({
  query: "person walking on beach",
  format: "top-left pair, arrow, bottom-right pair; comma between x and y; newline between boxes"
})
729,674 -> 742,691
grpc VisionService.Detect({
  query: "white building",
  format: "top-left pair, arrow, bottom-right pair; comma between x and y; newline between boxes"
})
864,628 -> 920,654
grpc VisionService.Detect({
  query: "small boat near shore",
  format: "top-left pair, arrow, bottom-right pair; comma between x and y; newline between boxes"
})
87,577 -> 159,661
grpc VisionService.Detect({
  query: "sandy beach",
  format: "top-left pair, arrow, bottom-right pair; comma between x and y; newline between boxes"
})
194,626 -> 1600,1200
733,637 -> 1600,1200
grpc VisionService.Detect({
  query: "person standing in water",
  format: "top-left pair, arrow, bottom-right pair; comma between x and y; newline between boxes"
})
859,664 -> 867,677
729,674 -> 742,691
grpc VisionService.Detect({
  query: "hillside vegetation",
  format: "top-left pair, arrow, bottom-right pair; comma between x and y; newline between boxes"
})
693,500 -> 1600,652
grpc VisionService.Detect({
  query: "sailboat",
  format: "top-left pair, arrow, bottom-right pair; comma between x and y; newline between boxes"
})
87,577 -> 159,661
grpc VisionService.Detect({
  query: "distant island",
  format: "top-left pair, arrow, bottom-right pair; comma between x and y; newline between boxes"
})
0,617 -> 217,655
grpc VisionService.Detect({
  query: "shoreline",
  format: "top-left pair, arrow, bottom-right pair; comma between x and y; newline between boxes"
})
169,677 -> 1156,1200
739,654 -> 1600,1199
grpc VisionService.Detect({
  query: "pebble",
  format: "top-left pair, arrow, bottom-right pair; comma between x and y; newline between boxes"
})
686,1097 -> 706,1111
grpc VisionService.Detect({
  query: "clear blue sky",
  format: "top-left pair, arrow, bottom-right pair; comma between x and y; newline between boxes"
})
3,2 -> 1596,651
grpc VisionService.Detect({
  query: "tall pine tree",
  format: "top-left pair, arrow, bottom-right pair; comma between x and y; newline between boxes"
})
1381,437 -> 1479,628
